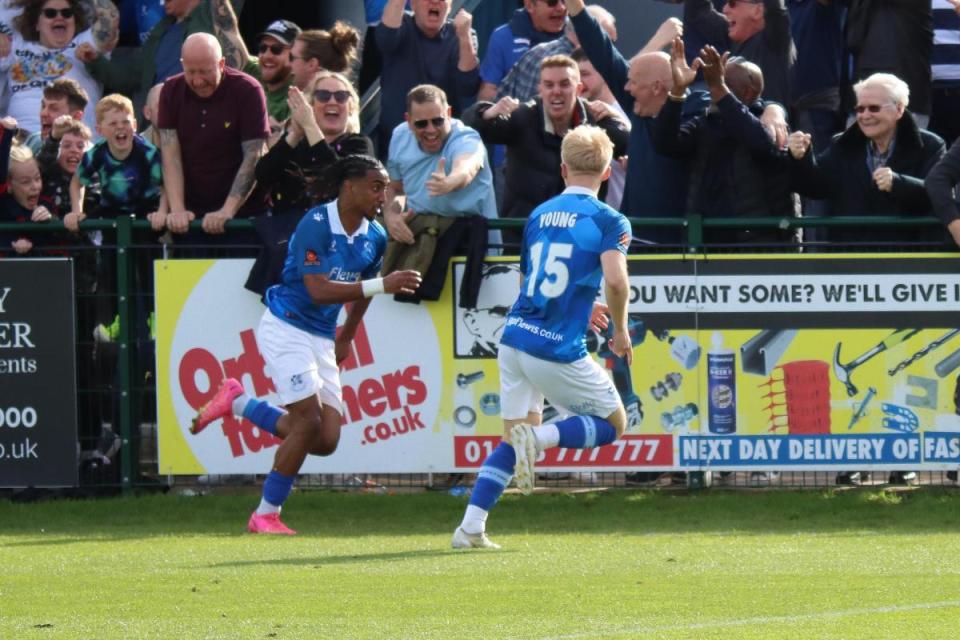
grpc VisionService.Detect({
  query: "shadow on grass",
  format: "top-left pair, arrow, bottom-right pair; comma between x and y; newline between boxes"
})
1,489 -> 958,541
207,548 -> 514,568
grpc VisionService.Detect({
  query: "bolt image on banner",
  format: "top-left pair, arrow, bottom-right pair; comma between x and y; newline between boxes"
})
624,254 -> 960,471
0,259 -> 77,487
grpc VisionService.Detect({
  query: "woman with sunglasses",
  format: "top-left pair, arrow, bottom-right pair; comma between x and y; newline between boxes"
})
255,72 -> 374,217
788,72 -> 947,248
2,0 -> 118,135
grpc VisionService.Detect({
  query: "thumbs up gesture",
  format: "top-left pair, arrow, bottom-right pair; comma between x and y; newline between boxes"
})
426,156 -> 465,196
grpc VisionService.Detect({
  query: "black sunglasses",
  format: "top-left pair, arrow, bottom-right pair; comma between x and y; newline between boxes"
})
258,43 -> 288,56
42,7 -> 75,19
725,0 -> 761,6
314,89 -> 351,104
413,117 -> 446,129
854,103 -> 890,114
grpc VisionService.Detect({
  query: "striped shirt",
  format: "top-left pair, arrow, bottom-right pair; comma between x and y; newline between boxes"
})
933,0 -> 960,85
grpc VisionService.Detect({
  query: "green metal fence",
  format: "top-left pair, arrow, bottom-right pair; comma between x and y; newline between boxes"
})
1,214 -> 956,494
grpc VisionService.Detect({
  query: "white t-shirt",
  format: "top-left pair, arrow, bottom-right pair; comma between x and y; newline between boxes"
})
0,1 -> 19,115
0,29 -> 102,134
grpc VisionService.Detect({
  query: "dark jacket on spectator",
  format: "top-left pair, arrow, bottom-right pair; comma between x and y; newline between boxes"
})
844,0 -> 932,116
36,136 -> 99,218
924,136 -> 960,229
463,97 -> 629,223
0,128 -> 32,253
85,1 -> 227,114
375,13 -> 481,159
654,93 -> 795,245
572,9 -> 709,245
255,132 -> 374,215
684,0 -> 797,107
792,112 -> 946,244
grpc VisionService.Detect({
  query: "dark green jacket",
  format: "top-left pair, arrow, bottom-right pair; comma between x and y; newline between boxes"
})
85,1 -> 246,105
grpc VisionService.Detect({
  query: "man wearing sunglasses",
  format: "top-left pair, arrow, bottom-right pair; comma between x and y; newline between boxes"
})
478,0 -> 568,103
788,72 -> 946,250
683,0 -> 794,108
232,19 -> 300,124
496,4 -> 621,105
376,0 -> 480,160
381,84 -> 497,284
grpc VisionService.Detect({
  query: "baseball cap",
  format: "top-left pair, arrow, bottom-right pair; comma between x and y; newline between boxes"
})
258,20 -> 302,46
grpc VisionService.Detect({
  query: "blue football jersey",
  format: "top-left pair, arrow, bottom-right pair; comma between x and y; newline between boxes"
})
500,188 -> 631,362
266,200 -> 387,339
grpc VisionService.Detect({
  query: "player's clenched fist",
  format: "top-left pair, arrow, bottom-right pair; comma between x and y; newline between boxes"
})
383,269 -> 422,296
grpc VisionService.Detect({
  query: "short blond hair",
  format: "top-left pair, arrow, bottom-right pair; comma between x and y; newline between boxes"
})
561,125 -> 613,176
95,94 -> 135,123
9,143 -> 34,166
541,54 -> 580,79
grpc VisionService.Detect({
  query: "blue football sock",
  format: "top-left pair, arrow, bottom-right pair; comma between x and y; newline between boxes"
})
260,470 -> 295,509
468,442 -> 516,511
240,397 -> 284,436
555,415 -> 617,448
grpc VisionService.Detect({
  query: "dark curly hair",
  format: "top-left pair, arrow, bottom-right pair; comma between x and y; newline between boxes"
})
13,0 -> 90,43
308,154 -> 386,204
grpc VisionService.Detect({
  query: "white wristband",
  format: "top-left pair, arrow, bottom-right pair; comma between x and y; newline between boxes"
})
361,277 -> 385,297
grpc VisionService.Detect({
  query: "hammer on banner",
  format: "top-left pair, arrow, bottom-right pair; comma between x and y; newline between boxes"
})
833,329 -> 921,397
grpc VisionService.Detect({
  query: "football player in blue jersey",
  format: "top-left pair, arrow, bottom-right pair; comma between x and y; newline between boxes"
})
453,124 -> 633,549
189,154 -> 422,535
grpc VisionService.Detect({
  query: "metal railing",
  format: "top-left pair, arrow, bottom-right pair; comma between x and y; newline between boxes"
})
1,213 -> 955,493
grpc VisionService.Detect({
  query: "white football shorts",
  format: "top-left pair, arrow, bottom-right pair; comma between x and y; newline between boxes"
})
498,344 -> 621,421
256,309 -> 342,411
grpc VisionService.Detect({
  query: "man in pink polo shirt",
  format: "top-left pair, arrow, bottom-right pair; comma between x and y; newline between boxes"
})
157,32 -> 270,238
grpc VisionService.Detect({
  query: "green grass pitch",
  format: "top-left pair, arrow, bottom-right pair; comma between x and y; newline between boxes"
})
1,488 -> 959,639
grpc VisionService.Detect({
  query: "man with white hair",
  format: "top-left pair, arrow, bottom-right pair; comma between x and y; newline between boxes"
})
452,124 -> 633,549
788,73 -> 946,246
157,32 -> 270,238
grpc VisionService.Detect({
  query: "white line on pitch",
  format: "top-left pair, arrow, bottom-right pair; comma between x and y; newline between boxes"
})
538,600 -> 960,640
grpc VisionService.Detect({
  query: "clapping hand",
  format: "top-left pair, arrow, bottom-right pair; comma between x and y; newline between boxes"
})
669,36 -> 701,97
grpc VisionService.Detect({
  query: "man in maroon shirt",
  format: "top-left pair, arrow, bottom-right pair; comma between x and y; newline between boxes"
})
158,33 -> 270,236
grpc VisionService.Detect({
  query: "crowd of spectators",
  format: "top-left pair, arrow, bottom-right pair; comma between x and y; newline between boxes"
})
3,0 -> 960,257
1,1 -> 960,485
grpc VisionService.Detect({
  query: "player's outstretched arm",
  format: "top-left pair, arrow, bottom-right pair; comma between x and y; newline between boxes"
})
601,249 -> 632,365
304,270 -> 422,305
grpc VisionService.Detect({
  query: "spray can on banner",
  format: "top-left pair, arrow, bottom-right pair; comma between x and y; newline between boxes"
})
708,332 -> 736,434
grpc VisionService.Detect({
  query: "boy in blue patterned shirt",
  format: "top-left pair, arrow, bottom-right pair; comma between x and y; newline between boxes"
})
67,94 -> 166,232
